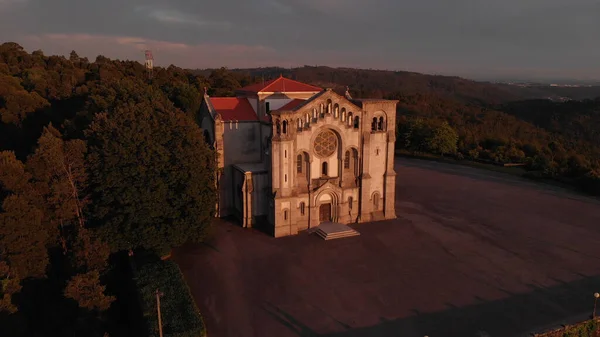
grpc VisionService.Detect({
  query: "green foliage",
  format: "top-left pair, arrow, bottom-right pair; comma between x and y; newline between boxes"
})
562,319 -> 597,337
134,259 -> 206,337
398,117 -> 458,155
86,99 -> 216,253
64,270 -> 115,311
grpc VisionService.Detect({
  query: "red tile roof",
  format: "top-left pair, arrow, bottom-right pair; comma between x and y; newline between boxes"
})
274,99 -> 306,111
238,76 -> 323,93
209,97 -> 257,121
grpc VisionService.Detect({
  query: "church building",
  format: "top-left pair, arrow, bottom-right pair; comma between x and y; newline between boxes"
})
198,76 -> 398,237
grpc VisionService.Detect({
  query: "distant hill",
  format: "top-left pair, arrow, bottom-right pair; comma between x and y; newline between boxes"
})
190,66 -> 600,104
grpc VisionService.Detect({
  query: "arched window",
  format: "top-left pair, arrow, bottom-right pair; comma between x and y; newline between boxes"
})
297,154 -> 303,173
320,104 -> 325,118
378,117 -> 384,130
372,117 -> 378,131
347,112 -> 353,126
322,162 -> 328,176
300,202 -> 305,215
373,193 -> 380,210
282,120 -> 288,134
344,151 -> 350,169
313,108 -> 317,120
353,116 -> 360,129
334,104 -> 339,118
284,210 -> 288,220
341,108 -> 346,121
326,100 -> 332,114
297,118 -> 302,131
276,120 -> 281,134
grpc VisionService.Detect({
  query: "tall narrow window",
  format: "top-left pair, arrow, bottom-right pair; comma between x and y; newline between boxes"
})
348,112 -> 353,126
285,174 -> 287,182
352,149 -> 359,176
348,197 -> 353,210
372,117 -> 377,131
304,153 -> 310,180
284,210 -> 288,220
322,162 -> 328,176
354,116 -> 360,129
298,119 -> 302,131
344,151 -> 350,169
378,117 -> 384,130
297,154 -> 303,173
284,150 -> 287,158
276,120 -> 281,134
373,194 -> 380,210
282,120 -> 288,134
300,202 -> 305,215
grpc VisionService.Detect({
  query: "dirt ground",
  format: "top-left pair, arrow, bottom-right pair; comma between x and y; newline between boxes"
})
173,158 -> 600,337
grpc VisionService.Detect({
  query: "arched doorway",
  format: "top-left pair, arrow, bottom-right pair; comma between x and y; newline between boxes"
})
319,203 -> 331,222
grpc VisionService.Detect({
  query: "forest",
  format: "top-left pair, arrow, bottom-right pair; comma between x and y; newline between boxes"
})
1,42 -> 600,336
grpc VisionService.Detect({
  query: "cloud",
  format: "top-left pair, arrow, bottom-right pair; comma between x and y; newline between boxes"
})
0,0 -> 27,10
134,5 -> 231,29
1,0 -> 600,80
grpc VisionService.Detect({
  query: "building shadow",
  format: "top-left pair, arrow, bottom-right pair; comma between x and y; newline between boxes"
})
263,274 -> 600,337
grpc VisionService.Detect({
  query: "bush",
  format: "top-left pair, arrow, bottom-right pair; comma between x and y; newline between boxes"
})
134,259 -> 205,337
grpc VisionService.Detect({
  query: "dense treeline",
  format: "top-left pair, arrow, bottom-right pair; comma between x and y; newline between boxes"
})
0,43 -> 217,336
193,66 -> 600,103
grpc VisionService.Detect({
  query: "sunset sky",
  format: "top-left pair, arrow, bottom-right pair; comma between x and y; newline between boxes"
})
1,0 -> 599,81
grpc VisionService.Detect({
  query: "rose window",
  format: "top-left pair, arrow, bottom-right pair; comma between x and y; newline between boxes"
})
314,130 -> 338,157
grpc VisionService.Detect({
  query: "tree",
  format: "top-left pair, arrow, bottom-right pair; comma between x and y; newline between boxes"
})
0,194 -> 49,280
69,50 -> 80,63
26,125 -> 88,251
427,121 -> 458,156
86,101 -> 216,253
64,270 -> 114,311
0,74 -> 50,126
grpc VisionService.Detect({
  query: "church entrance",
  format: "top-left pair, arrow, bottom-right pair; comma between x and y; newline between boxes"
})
319,203 -> 331,222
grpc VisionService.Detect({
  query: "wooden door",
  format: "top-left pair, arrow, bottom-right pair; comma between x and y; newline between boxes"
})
319,203 -> 331,222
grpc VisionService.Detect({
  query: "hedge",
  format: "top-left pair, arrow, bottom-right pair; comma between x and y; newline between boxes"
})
134,259 -> 206,337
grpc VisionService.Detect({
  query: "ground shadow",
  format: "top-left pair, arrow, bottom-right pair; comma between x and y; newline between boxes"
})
263,274 -> 600,337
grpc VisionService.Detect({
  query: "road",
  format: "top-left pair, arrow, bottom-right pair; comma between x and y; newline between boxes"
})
174,157 -> 600,337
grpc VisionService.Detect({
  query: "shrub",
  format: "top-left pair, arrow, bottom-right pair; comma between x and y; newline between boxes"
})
134,259 -> 205,337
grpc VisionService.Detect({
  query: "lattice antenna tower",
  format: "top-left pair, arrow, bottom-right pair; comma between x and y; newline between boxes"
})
144,50 -> 154,80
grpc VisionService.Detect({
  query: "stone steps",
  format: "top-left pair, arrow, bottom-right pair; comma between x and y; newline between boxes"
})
313,222 -> 360,241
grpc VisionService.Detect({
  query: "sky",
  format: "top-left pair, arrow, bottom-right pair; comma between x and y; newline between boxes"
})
0,0 -> 599,81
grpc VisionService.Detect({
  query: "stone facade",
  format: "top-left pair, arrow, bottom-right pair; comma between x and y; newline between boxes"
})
198,77 -> 398,237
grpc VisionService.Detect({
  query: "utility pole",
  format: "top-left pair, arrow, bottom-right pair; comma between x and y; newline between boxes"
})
594,292 -> 599,319
156,289 -> 164,337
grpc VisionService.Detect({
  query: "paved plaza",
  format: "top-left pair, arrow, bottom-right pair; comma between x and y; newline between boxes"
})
174,158 -> 600,337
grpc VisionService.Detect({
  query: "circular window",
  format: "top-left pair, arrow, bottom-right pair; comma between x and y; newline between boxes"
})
314,130 -> 338,158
